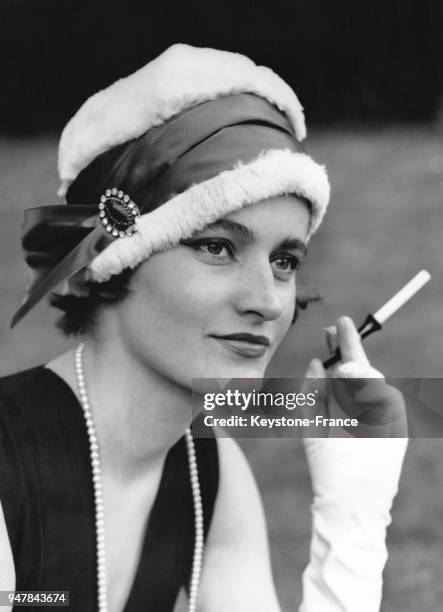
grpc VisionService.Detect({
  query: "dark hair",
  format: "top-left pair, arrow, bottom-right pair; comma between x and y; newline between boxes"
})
50,267 -> 321,337
49,268 -> 135,337
293,290 -> 322,323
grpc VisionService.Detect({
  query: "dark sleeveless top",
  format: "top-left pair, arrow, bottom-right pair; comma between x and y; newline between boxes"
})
0,366 -> 219,611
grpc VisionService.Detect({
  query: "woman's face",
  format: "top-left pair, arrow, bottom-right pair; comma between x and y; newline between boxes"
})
112,195 -> 310,387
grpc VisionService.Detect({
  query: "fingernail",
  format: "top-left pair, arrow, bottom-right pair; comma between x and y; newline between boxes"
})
324,326 -> 337,353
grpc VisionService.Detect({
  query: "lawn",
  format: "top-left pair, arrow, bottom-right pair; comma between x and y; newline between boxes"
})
1,127 -> 442,610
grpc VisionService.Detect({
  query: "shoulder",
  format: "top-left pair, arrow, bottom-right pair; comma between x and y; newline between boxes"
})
0,499 -> 15,593
0,367 -> 48,431
0,366 -> 46,406
0,365 -> 78,475
198,436 -> 281,611
194,433 -> 263,539
0,368 -> 50,566
0,365 -> 74,422
213,436 -> 263,533
211,436 -> 274,550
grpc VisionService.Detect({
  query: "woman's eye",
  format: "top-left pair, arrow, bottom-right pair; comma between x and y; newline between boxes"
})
182,238 -> 234,259
204,241 -> 229,255
272,255 -> 299,276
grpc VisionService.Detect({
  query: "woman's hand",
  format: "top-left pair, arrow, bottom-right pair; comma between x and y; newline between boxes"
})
299,316 -> 408,612
302,315 -> 407,438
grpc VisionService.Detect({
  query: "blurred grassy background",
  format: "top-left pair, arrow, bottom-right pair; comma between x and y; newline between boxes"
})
1,127 -> 442,610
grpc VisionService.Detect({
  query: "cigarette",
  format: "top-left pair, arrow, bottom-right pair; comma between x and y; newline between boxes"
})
322,269 -> 431,369
373,270 -> 431,325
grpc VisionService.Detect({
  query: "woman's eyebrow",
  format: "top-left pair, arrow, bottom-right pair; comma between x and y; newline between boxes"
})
203,219 -> 307,255
277,237 -> 308,257
204,218 -> 254,241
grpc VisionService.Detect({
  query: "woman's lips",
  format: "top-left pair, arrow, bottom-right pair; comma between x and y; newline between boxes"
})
211,336 -> 269,358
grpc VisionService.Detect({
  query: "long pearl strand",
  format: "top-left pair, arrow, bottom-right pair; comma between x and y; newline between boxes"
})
75,343 -> 204,612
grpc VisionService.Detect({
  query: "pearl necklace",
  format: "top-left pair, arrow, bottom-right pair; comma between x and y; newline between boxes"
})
75,343 -> 204,612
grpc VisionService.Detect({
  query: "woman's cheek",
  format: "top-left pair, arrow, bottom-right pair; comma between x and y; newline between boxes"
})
279,282 -> 297,326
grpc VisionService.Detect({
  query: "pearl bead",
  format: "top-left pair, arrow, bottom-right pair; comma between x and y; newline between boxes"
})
76,343 -> 203,611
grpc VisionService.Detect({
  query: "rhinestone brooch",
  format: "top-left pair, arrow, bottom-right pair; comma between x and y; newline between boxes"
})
98,188 -> 140,238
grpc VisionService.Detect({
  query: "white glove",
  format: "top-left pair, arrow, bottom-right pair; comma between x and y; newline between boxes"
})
299,317 -> 408,612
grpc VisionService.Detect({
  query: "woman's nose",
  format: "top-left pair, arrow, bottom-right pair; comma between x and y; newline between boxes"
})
234,262 -> 284,321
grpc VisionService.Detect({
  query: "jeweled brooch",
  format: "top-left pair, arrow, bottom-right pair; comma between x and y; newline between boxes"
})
98,188 -> 140,238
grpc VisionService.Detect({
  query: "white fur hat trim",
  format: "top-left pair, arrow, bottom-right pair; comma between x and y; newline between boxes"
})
88,148 -> 330,283
58,44 -> 307,196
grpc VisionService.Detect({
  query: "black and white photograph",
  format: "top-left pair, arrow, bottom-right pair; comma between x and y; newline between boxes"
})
1,2 -> 442,611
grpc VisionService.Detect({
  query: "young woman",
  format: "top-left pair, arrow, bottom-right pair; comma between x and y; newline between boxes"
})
0,44 -> 407,611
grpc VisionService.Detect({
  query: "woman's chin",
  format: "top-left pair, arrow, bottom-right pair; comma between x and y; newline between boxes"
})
181,347 -> 270,393
198,362 -> 268,382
